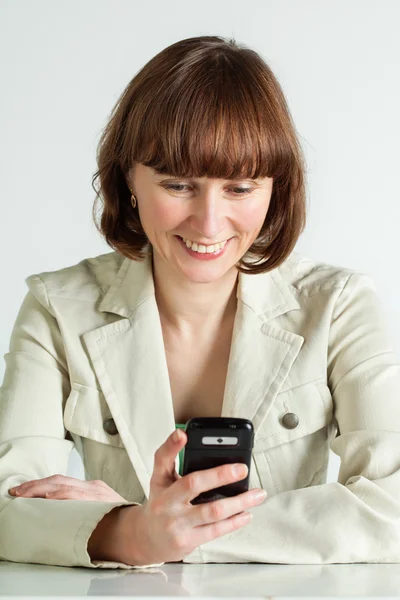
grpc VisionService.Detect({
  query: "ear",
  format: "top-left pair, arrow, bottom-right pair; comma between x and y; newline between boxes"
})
124,164 -> 136,193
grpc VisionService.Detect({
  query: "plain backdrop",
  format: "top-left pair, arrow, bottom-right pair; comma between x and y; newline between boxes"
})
1,0 -> 399,483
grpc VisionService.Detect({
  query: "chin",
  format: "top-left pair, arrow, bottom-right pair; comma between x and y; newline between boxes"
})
178,263 -> 235,283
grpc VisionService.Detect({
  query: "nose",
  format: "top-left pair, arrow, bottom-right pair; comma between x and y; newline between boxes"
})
190,191 -> 227,241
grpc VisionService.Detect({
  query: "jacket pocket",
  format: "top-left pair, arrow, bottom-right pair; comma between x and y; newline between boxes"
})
63,382 -> 124,448
63,382 -> 144,502
252,380 -> 333,495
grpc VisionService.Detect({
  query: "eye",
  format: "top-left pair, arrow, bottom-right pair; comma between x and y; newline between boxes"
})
165,184 -> 190,192
231,187 -> 253,195
164,184 -> 253,196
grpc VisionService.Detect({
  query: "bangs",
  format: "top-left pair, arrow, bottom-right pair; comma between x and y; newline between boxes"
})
121,48 -> 293,183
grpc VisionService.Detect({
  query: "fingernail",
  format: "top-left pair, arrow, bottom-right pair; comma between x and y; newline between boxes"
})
253,489 -> 267,502
242,512 -> 253,521
173,429 -> 181,442
233,464 -> 248,477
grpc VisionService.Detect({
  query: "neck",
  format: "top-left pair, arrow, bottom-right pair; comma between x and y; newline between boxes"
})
152,250 -> 238,339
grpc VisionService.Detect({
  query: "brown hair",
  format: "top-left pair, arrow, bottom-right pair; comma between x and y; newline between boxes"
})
92,35 -> 307,274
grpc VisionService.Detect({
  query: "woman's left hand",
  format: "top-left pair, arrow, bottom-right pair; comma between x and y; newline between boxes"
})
8,475 -> 126,502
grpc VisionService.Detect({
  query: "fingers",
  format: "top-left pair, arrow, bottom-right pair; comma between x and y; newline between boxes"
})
151,429 -> 187,490
188,487 -> 268,548
191,510 -> 255,547
44,482 -> 125,502
174,462 -> 250,504
189,487 -> 267,527
44,487 -> 109,501
11,484 -> 102,500
9,474 -> 93,496
9,483 -> 61,498
7,475 -> 124,502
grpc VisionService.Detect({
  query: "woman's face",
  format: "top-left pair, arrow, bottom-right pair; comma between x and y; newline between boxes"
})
126,162 -> 273,283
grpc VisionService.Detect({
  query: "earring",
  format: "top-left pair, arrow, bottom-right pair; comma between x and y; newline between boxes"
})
129,188 -> 137,209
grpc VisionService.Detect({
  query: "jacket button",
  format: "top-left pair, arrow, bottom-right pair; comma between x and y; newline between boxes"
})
103,418 -> 118,435
281,412 -> 299,429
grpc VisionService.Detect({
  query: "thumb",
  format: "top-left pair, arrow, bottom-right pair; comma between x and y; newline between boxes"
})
150,428 -> 187,489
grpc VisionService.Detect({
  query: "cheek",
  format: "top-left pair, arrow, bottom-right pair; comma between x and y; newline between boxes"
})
236,204 -> 268,232
143,200 -> 180,230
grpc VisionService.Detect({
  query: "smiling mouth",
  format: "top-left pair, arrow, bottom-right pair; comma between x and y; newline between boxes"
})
176,235 -> 232,245
175,235 -> 233,259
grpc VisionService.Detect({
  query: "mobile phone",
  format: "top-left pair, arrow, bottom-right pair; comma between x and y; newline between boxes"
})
181,417 -> 254,505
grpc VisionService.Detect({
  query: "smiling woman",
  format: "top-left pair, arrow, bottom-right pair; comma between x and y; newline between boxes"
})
2,34 -> 400,572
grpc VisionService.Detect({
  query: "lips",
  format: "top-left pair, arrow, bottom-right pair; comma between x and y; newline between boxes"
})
176,235 -> 231,245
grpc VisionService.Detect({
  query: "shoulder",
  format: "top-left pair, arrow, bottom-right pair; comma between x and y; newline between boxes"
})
24,251 -> 125,308
277,250 -> 376,296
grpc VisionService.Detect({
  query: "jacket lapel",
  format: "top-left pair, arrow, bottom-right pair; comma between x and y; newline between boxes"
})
82,245 -> 304,499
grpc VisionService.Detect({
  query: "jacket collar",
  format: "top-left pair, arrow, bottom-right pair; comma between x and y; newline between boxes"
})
98,243 -> 300,321
83,244 -> 304,499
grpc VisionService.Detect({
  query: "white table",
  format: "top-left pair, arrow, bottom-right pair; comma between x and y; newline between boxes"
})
1,560 -> 400,599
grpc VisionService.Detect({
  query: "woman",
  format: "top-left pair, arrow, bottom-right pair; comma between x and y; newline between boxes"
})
1,35 -> 400,569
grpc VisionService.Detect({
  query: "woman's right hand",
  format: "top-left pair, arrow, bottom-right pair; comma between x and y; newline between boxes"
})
120,428 -> 267,566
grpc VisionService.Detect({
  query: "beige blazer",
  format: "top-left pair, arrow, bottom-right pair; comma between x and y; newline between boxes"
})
1,244 -> 400,569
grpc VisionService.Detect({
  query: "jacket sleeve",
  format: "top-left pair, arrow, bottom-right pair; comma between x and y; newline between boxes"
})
0,275 -> 163,569
183,272 -> 400,564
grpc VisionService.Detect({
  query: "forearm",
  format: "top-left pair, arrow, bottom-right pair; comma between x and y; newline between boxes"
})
184,467 -> 400,564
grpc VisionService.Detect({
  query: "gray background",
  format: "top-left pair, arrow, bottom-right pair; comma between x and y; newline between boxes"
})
1,0 -> 399,482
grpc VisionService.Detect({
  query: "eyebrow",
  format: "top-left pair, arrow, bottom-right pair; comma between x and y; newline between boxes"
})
152,169 -> 263,184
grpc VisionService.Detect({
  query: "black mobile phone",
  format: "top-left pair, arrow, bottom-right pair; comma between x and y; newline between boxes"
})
181,417 -> 254,505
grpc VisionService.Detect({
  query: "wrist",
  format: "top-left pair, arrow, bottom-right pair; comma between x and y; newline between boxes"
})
88,504 -> 143,564
116,504 -> 154,566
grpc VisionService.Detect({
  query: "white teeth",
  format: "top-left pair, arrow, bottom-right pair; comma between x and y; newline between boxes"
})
181,237 -> 227,253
